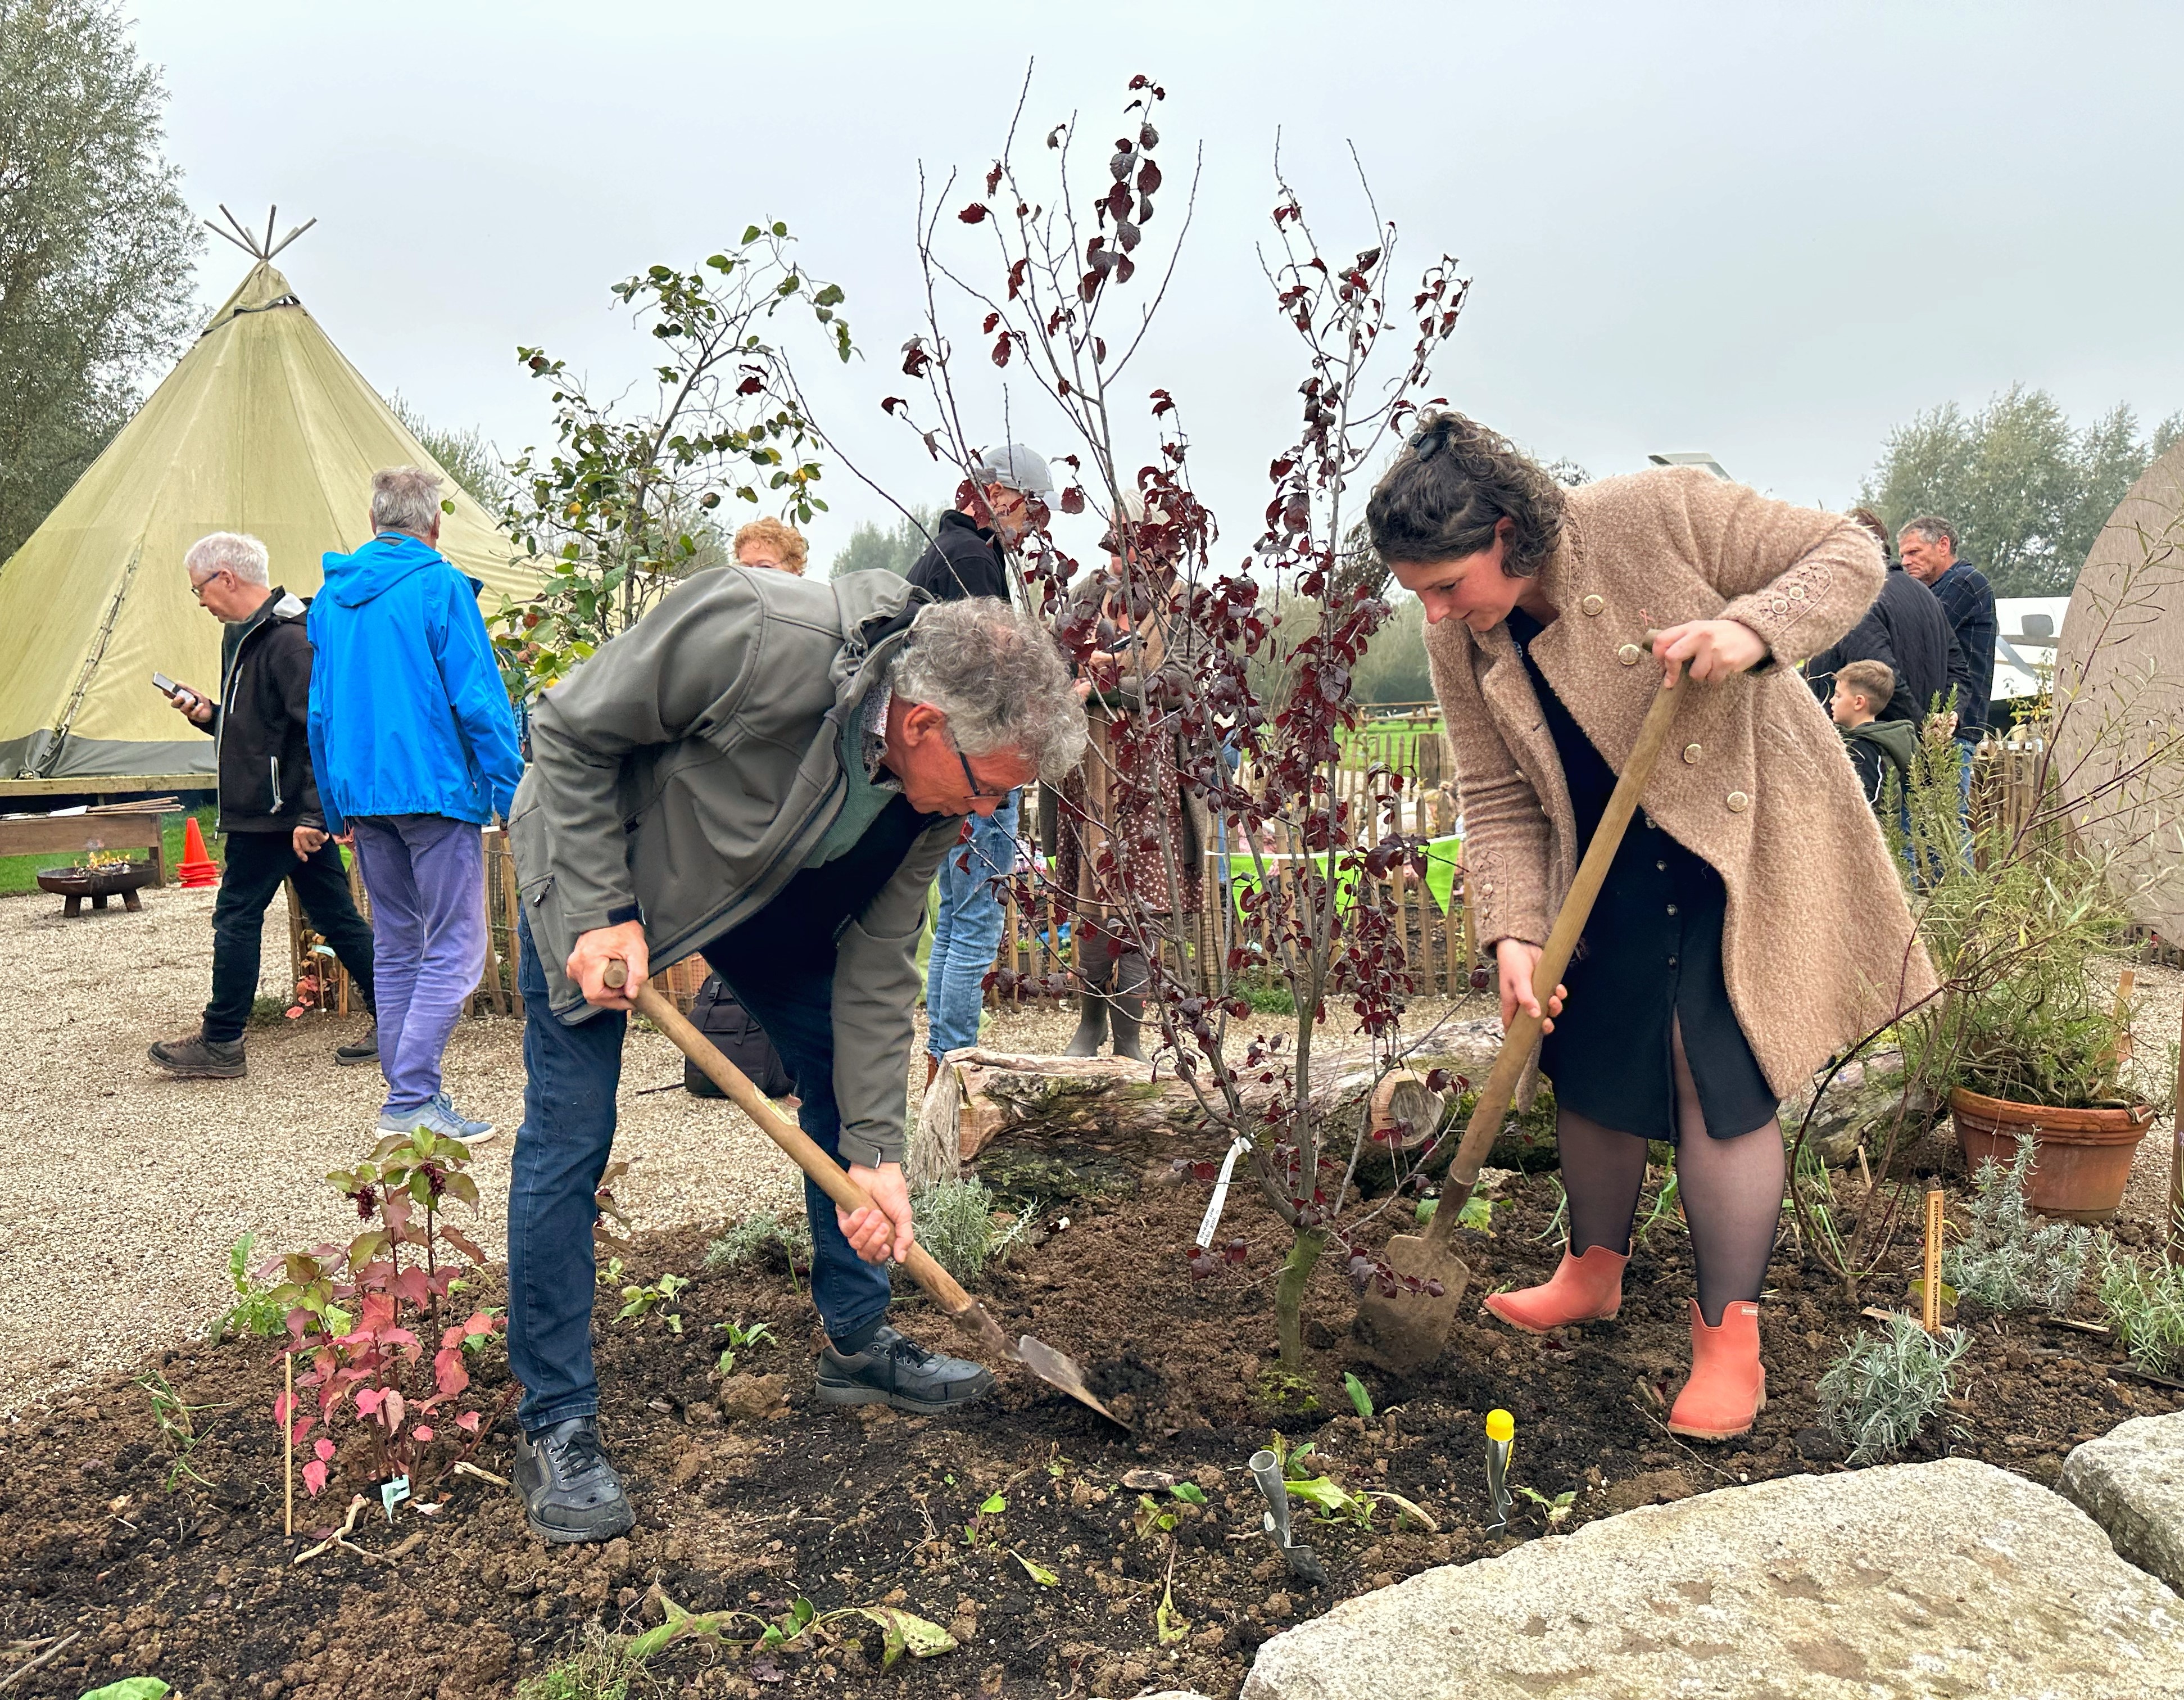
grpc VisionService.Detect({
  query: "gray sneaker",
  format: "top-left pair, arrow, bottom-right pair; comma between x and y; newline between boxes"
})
815,1324 -> 995,1414
375,1095 -> 497,1146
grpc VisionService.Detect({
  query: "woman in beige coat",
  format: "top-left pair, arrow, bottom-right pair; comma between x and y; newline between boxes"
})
1366,413 -> 1934,1440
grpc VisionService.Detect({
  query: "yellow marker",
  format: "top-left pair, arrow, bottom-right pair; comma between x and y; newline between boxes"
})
1485,1408 -> 1515,1531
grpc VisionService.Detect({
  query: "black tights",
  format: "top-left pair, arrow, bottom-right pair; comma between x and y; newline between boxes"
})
1558,1019 -> 1786,1326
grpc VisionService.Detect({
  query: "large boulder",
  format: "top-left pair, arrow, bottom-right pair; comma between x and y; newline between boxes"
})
1777,1047 -> 1943,1169
2062,1410 -> 2184,1592
1241,1458 -> 2184,1699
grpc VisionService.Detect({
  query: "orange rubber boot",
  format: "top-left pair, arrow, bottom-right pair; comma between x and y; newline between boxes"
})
1667,1299 -> 1766,1440
1482,1245 -> 1628,1335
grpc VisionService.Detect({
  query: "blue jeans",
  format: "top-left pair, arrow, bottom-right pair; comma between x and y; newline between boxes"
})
506,911 -> 891,1431
925,792 -> 1019,1059
1955,734 -> 1977,829
349,814 -> 484,1115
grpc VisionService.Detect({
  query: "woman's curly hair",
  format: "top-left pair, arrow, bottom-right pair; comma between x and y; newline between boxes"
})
1365,410 -> 1567,579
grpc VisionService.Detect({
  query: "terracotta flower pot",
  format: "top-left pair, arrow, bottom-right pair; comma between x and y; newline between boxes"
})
1949,1086 -> 2156,1222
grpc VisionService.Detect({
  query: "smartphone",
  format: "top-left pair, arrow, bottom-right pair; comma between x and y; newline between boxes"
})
151,671 -> 180,697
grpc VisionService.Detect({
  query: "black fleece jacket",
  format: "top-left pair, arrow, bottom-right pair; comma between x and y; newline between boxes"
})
200,587 -> 325,832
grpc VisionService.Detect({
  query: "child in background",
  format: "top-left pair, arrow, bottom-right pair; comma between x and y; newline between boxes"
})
1830,658 -> 1918,811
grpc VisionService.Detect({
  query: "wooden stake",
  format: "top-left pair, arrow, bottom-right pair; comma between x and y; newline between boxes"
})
2114,967 -> 2136,1065
283,1352 -> 295,1539
2172,994 -> 2184,1258
1922,1190 -> 1945,1334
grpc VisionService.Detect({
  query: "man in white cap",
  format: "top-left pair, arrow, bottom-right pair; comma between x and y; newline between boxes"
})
905,442 -> 1052,605
906,444 -> 1050,1080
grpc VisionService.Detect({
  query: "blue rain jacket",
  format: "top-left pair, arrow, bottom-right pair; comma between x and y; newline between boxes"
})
306,532 -> 523,833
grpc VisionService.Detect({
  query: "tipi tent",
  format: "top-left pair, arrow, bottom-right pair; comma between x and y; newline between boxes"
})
0,216 -> 537,780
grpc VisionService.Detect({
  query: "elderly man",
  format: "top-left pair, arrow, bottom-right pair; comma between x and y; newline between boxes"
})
149,533 -> 377,1078
1900,514 -> 1996,820
906,444 -> 1053,1083
506,571 -> 1086,1543
308,468 -> 524,1143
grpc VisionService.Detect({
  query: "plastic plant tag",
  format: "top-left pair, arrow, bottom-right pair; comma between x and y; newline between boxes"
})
379,1473 -> 411,1523
1195,1136 -> 1254,1249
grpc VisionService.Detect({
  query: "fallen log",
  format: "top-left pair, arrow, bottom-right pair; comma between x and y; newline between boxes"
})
908,1046 -> 1453,1192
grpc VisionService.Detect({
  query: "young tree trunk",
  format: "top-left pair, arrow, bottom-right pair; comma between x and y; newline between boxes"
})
1275,1228 -> 1329,1372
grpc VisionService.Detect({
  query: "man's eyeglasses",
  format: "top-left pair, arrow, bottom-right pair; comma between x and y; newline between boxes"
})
949,731 -> 1008,802
189,569 -> 227,602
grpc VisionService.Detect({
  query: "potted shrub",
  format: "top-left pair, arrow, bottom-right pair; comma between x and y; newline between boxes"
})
1902,741 -> 2163,1222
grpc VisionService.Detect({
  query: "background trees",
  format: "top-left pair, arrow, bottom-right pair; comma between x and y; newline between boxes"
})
0,0 -> 201,563
828,506 -> 935,578
1860,385 -> 2183,595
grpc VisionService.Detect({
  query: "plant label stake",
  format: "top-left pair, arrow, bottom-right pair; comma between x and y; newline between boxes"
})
1195,1136 -> 1253,1250
1922,1190 -> 1945,1335
379,1474 -> 410,1524
1484,1408 -> 1514,1533
603,960 -> 1123,1426
283,1351 -> 294,1539
1354,653 -> 1691,1369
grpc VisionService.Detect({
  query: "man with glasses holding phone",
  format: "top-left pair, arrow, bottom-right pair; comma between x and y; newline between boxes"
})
148,532 -> 377,1079
504,575 -> 1085,1542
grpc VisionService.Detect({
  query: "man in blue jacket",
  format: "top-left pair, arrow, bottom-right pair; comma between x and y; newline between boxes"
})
309,467 -> 524,1143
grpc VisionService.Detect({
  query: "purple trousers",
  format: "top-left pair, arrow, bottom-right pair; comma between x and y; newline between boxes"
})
350,815 -> 486,1115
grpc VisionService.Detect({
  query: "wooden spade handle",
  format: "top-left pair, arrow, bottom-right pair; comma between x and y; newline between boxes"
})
1423,654 -> 1691,1250
602,961 -> 981,1321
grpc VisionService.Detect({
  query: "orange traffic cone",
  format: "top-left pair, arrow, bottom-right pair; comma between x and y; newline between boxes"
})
178,817 -> 220,888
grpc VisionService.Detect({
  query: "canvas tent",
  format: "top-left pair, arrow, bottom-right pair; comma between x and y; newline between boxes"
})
0,231 -> 537,781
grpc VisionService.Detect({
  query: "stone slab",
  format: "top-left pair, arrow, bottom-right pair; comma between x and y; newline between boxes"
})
2063,1410 -> 2184,1593
1241,1457 -> 2184,1699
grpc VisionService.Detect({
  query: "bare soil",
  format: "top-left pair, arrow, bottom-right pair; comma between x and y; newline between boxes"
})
4,1122 -> 2176,1700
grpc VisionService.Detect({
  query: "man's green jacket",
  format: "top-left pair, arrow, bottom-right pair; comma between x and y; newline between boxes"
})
510,568 -> 959,1168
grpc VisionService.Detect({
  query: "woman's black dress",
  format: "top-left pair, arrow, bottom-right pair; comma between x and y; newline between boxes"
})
1506,608 -> 1777,1143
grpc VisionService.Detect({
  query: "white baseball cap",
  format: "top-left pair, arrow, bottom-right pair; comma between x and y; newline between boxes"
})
972,442 -> 1055,496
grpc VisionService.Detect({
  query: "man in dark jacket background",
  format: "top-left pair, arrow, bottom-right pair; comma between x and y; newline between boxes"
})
1805,508 -> 1962,729
1900,514 -> 1996,822
904,444 -> 1053,1083
149,532 -> 376,1079
904,442 -> 1053,605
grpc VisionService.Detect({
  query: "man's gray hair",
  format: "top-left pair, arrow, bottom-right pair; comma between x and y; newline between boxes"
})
371,465 -> 445,537
185,531 -> 270,586
890,598 -> 1088,780
1898,513 -> 1959,551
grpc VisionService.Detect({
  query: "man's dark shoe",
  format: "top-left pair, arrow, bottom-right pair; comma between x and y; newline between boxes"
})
815,1324 -> 995,1414
513,1416 -> 635,1544
148,1032 -> 246,1079
334,1023 -> 379,1067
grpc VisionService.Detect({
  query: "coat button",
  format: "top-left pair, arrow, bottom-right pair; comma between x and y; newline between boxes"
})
1666,903 -> 1679,916
1682,742 -> 1702,765
1726,790 -> 1750,813
1617,643 -> 1642,666
1581,594 -> 1605,617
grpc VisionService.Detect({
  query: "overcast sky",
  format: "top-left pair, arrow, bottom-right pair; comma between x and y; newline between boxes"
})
131,1 -> 2184,571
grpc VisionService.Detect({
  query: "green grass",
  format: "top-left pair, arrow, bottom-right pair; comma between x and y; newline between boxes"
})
0,804 -> 220,897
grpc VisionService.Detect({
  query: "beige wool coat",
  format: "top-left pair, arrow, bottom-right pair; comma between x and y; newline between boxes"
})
1424,465 -> 1939,1097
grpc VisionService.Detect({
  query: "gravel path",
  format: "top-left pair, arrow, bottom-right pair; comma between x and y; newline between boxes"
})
0,884 -> 873,1416
5,872 -> 2171,1416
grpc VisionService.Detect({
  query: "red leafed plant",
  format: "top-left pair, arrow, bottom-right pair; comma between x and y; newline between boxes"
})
267,1126 -> 509,1497
889,69 -> 1471,1369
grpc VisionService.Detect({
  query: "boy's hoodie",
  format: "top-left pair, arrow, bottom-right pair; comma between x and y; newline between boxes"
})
1841,715 -> 1919,809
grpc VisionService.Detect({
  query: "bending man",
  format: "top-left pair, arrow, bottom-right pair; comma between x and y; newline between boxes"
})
506,568 -> 1086,1542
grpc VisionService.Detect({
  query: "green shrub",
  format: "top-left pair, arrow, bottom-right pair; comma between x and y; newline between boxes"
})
906,1178 -> 1030,1286
215,1232 -> 286,1340
1819,1313 -> 1968,1464
2096,1244 -> 2184,1377
1941,1133 -> 2092,1313
705,1210 -> 812,1273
